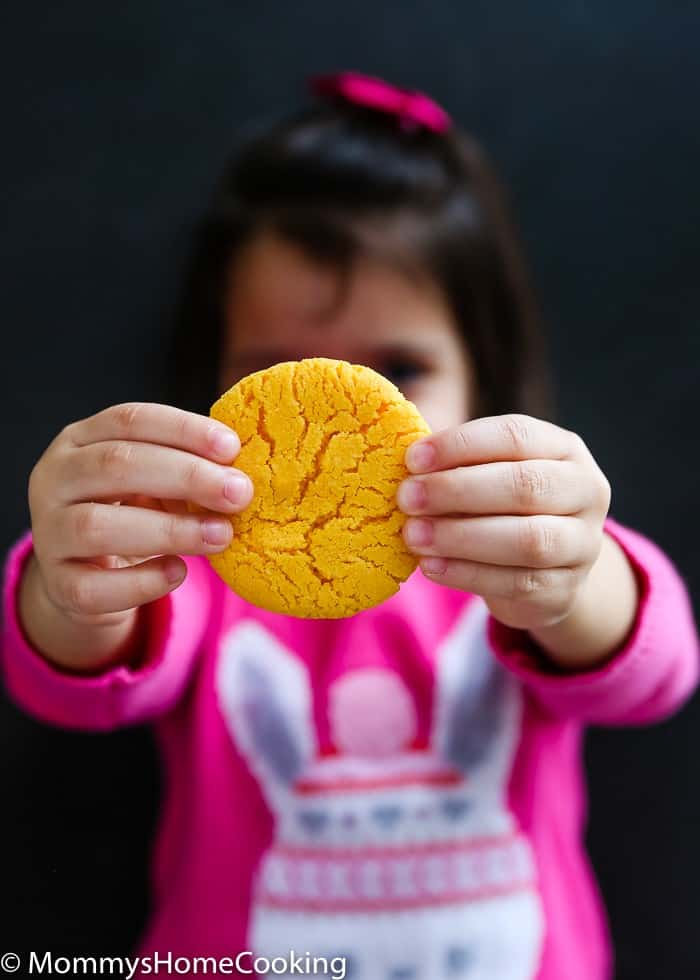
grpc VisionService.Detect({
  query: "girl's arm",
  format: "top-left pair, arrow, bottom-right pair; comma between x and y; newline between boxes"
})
2,401 -> 250,731
2,530 -> 217,731
398,415 -> 699,724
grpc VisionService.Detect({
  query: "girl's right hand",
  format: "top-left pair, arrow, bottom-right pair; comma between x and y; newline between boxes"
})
27,402 -> 252,628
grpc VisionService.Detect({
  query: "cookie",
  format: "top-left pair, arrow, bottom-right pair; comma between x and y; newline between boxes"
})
206,357 -> 431,618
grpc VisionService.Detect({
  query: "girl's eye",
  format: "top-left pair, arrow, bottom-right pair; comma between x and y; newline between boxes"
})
380,359 -> 427,386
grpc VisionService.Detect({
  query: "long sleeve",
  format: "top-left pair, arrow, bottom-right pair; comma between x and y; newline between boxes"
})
487,516 -> 699,725
1,529 -> 218,731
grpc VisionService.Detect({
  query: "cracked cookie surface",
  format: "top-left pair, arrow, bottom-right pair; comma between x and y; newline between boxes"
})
207,357 -> 431,618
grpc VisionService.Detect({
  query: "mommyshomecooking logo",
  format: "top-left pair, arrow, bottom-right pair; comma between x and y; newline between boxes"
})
17,950 -> 347,978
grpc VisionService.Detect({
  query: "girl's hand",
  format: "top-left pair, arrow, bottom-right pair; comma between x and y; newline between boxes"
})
27,402 -> 253,628
397,414 -> 633,664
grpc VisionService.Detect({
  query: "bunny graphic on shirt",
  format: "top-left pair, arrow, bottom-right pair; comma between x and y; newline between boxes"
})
216,600 -> 544,979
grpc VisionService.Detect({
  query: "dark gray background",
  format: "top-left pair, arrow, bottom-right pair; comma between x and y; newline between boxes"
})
1,3 -> 699,976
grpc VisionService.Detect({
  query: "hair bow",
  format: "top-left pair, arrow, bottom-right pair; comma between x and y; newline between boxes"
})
309,71 -> 451,134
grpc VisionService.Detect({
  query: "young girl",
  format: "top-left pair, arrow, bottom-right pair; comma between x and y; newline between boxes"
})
2,72 -> 698,980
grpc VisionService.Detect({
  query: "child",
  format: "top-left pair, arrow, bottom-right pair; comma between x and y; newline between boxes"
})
2,72 -> 698,980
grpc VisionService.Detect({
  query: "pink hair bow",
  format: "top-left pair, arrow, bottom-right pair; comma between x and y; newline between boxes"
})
309,71 -> 451,134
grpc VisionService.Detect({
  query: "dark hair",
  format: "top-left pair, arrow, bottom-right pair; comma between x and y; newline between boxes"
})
166,98 -> 554,421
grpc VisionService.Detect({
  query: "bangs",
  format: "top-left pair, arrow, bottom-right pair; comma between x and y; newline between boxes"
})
232,192 -> 485,328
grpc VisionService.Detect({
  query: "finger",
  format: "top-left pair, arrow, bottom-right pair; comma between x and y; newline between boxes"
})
419,556 -> 583,601
403,514 -> 597,568
50,555 -> 188,618
405,414 -> 585,474
51,502 -> 234,559
397,460 -> 591,518
65,402 -> 241,464
83,499 -> 192,547
55,440 -> 253,513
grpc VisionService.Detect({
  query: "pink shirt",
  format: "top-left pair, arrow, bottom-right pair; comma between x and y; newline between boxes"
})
2,518 -> 698,979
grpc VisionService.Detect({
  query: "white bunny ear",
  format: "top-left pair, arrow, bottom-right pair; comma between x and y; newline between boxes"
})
216,621 -> 316,804
432,600 -> 520,776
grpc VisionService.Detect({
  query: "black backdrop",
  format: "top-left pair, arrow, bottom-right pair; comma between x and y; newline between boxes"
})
2,3 -> 699,977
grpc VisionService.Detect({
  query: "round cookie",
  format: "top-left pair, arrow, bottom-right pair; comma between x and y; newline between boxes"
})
206,357 -> 431,618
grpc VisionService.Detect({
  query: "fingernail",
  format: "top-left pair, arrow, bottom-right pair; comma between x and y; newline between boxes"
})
404,518 -> 433,548
406,440 -> 435,473
202,518 -> 232,546
165,559 -> 186,583
223,472 -> 251,505
211,426 -> 239,458
421,556 -> 447,575
397,478 -> 427,513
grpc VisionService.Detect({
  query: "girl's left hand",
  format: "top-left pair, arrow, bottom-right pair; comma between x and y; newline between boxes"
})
397,414 -> 612,632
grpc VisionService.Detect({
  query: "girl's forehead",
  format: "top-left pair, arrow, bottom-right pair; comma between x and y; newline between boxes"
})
223,232 -> 457,350
226,233 -> 341,329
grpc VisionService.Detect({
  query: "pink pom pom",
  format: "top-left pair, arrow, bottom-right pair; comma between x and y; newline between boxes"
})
329,668 -> 417,757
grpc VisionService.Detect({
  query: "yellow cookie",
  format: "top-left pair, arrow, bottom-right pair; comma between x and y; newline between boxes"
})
206,357 -> 431,618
